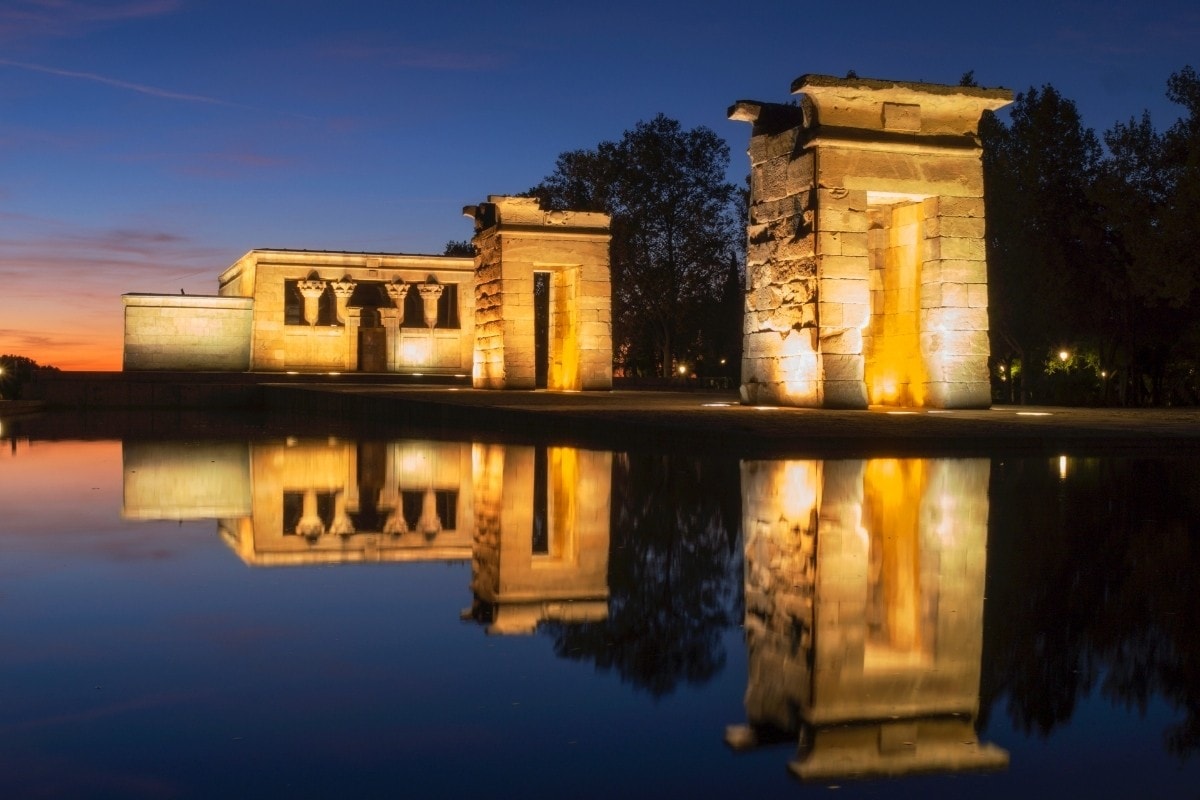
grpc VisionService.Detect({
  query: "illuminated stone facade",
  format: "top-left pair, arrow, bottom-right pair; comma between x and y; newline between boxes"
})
465,196 -> 613,390
121,438 -> 611,633
727,457 -> 1008,779
469,443 -> 611,633
122,294 -> 253,371
217,249 -> 476,375
730,75 -> 1012,408
122,197 -> 612,386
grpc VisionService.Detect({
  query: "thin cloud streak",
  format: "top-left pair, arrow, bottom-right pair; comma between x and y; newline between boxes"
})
0,59 -> 319,121
0,58 -> 230,105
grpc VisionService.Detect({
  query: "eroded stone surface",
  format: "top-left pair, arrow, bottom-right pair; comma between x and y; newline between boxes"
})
731,75 -> 1011,408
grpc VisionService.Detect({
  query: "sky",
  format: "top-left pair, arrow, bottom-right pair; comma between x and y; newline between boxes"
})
1,0 -> 1197,370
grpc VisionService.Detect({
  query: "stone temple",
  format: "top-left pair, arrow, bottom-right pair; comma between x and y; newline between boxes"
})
731,75 -> 1012,408
122,196 -> 612,391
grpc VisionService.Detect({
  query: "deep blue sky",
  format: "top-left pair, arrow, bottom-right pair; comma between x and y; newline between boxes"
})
1,0 -> 1196,368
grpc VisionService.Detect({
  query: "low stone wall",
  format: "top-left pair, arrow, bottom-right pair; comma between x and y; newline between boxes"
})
124,294 -> 253,371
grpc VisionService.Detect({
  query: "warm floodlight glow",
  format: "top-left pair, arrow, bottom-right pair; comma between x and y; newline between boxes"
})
702,402 -> 732,407
1058,455 -> 1068,480
1101,370 -> 1107,378
1058,350 -> 1070,362
401,339 -> 431,366
719,358 -> 727,365
886,410 -> 918,415
327,372 -> 340,376
1017,411 -> 1052,416
677,365 -> 688,376
286,371 -> 298,375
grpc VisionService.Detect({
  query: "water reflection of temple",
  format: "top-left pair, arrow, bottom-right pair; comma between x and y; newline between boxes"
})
122,439 -> 610,634
728,458 -> 1008,780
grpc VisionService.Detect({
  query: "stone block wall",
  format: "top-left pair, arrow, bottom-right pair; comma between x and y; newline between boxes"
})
467,196 -> 612,390
469,443 -> 611,634
734,457 -> 998,744
218,250 -> 474,374
123,294 -> 253,371
730,75 -> 1011,408
121,441 -> 252,520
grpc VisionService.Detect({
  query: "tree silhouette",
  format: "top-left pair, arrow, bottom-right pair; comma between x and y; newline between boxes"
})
543,453 -> 743,697
526,115 -> 740,377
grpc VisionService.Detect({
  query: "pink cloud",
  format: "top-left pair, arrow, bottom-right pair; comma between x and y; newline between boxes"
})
0,224 -> 229,370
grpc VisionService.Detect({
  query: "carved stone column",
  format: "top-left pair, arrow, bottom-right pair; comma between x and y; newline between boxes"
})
416,487 -> 442,538
297,280 -> 327,327
418,283 -> 444,328
384,282 -> 409,324
331,279 -> 356,325
295,489 -> 325,537
329,491 -> 355,535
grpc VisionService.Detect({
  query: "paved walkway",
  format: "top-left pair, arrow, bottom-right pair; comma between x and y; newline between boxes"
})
261,384 -> 1200,457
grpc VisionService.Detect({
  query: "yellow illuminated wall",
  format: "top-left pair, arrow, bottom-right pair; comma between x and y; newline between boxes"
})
466,197 -> 612,391
731,457 -> 1007,780
865,202 -> 930,406
469,443 -> 611,634
731,76 -> 1011,408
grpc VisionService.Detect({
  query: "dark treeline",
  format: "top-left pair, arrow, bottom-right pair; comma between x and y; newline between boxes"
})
0,354 -> 58,400
984,66 -> 1200,405
981,456 -> 1200,756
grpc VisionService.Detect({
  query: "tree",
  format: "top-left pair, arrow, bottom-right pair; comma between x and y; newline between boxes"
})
0,355 -> 58,400
526,115 -> 741,377
542,452 -> 743,696
983,86 -> 1104,402
442,239 -> 476,257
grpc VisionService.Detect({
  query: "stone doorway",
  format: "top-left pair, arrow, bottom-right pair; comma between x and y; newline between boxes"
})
357,308 -> 386,372
465,196 -> 612,391
534,272 -> 550,388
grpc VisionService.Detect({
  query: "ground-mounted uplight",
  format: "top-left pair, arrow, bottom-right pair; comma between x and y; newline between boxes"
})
1059,350 -> 1070,362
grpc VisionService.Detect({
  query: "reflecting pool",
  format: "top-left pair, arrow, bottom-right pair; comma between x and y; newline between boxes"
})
1,435 -> 1198,798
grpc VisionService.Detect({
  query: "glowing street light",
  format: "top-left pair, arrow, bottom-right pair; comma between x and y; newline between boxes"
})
677,364 -> 688,376
1058,350 -> 1070,362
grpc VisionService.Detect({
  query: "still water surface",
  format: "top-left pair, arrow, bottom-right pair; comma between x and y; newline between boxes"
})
1,436 -> 1198,798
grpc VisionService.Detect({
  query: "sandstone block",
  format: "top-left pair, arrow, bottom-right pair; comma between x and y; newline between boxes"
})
968,283 -> 989,308
819,278 -> 869,304
821,352 -> 865,381
938,196 -> 985,218
821,379 -> 868,409
819,255 -> 869,279
819,327 -> 863,355
926,215 -> 985,239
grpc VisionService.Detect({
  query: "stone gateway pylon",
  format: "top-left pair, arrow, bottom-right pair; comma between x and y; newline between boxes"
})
730,75 -> 1012,408
465,196 -> 613,391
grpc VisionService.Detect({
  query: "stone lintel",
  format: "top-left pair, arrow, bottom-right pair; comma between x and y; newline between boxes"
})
465,195 -> 610,236
790,74 -> 1012,138
123,294 -> 254,311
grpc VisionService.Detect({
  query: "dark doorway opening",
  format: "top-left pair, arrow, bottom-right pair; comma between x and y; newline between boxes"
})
534,271 -> 550,389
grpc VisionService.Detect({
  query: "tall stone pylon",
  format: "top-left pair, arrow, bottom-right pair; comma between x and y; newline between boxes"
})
731,75 -> 1012,408
465,196 -> 612,391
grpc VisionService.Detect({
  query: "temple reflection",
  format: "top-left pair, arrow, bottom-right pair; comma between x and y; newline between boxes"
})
728,457 -> 1008,780
121,438 -> 610,634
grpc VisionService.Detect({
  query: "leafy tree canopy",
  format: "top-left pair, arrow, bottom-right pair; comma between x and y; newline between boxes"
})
525,114 -> 741,377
